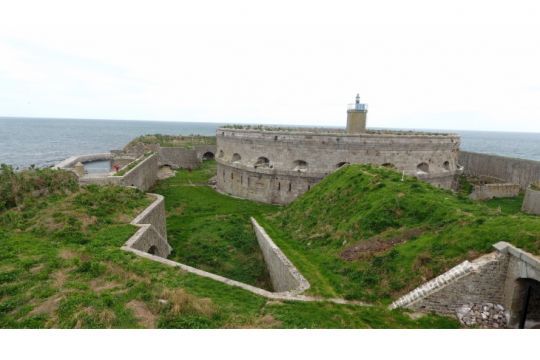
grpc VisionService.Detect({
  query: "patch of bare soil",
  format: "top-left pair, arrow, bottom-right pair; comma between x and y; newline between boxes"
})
161,288 -> 215,317
127,300 -> 157,328
30,264 -> 45,274
340,228 -> 424,261
90,279 -> 121,293
157,166 -> 176,180
52,268 -> 71,288
29,295 -> 64,316
58,249 -> 77,260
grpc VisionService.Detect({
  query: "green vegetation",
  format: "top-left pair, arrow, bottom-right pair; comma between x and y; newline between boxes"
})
0,166 -> 457,328
114,152 -> 153,176
125,134 -> 216,149
152,161 -> 277,289
0,164 -> 78,211
260,164 -> 540,303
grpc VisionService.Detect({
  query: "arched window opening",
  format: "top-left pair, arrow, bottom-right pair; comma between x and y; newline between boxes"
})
148,246 -> 158,255
443,161 -> 451,171
293,160 -> 308,172
288,183 -> 292,192
202,152 -> 214,161
232,153 -> 241,163
255,157 -> 270,168
417,162 -> 430,174
218,150 -> 224,158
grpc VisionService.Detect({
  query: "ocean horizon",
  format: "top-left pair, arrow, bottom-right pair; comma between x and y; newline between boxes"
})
2,116 -> 540,169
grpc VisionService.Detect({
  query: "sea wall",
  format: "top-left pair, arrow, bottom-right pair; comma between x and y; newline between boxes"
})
522,187 -> 540,215
459,151 -> 540,190
123,193 -> 171,258
251,218 -> 310,293
469,183 -> 521,201
54,152 -> 112,169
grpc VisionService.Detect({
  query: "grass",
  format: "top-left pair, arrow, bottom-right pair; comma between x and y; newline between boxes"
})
0,166 -> 458,328
260,164 -> 540,303
151,160 -> 277,289
125,134 -> 216,150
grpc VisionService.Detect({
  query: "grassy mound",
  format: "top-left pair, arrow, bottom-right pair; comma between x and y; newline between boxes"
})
0,167 -> 458,328
124,134 -> 215,150
261,164 -> 540,302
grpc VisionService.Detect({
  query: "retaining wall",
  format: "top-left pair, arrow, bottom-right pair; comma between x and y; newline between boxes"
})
251,218 -> 310,293
459,151 -> 540,190
469,183 -> 521,201
158,145 -> 217,169
123,193 -> 171,258
522,187 -> 540,215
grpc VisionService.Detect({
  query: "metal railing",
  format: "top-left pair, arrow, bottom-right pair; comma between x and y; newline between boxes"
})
347,103 -> 368,111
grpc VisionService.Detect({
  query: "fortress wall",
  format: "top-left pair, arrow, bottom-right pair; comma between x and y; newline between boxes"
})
119,153 -> 158,191
216,161 -> 323,204
459,151 -> 540,190
469,183 -> 521,201
124,193 -> 171,258
251,218 -> 310,293
522,187 -> 540,215
158,147 -> 200,169
216,128 -> 460,203
217,129 -> 460,176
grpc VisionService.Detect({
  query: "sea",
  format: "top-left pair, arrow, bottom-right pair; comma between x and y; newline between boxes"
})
1,117 -> 540,169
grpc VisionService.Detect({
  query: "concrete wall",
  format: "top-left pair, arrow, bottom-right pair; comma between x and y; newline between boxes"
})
216,127 -> 460,204
522,187 -> 540,215
459,151 -> 540,190
251,218 -> 310,293
469,183 -> 521,201
123,193 -> 171,258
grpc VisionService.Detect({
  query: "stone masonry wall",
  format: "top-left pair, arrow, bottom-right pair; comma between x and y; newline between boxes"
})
159,147 -> 201,169
459,151 -> 540,190
522,187 -> 540,215
391,252 -> 509,316
469,183 -> 521,201
123,193 -> 171,258
251,218 -> 310,293
119,153 -> 158,191
217,128 -> 459,204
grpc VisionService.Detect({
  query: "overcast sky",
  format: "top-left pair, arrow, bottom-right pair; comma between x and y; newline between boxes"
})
1,0 -> 539,132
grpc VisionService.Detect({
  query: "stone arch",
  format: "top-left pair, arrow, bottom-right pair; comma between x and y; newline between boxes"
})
232,153 -> 241,163
293,160 -> 308,172
443,161 -> 451,171
148,245 -> 158,255
202,151 -> 215,161
255,156 -> 270,168
417,162 -> 430,174
336,162 -> 350,168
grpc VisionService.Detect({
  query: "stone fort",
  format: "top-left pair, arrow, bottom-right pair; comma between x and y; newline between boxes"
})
216,95 -> 462,204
